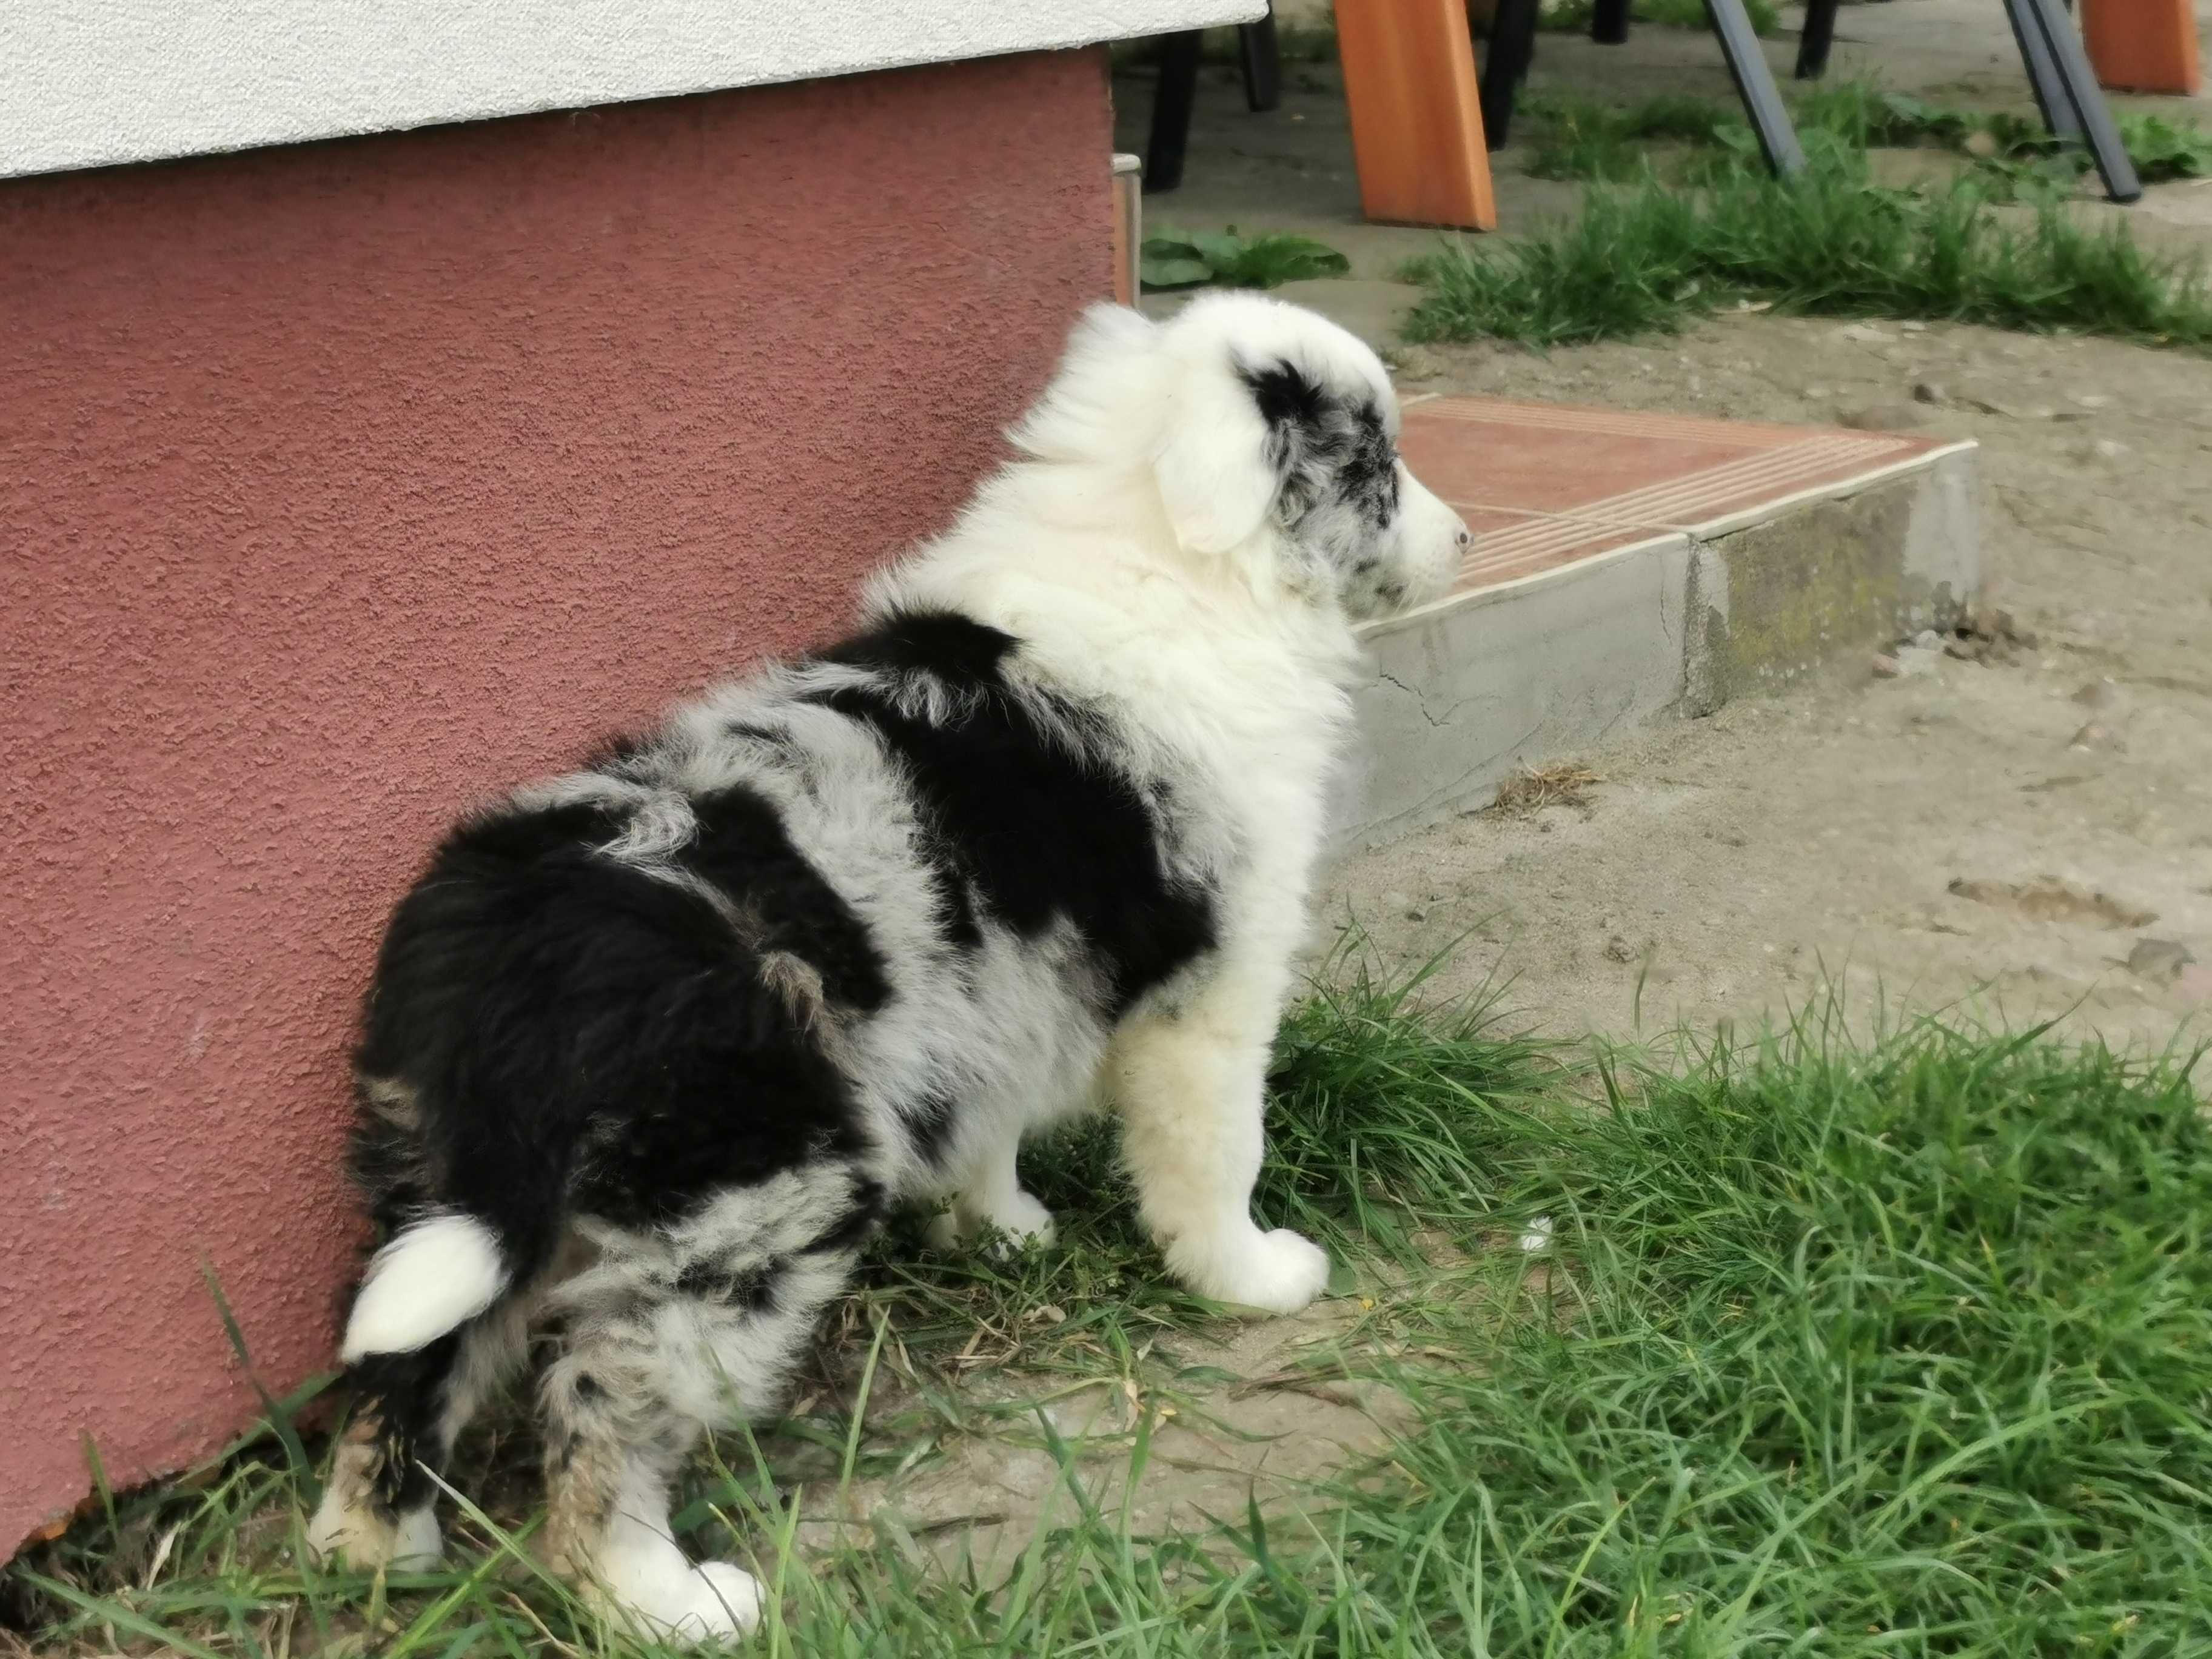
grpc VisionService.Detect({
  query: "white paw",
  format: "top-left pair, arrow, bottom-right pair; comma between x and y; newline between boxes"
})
925,1190 -> 1057,1253
1169,1225 -> 1332,1316
987,1190 -> 1057,1249
596,1554 -> 762,1644
305,1489 -> 443,1572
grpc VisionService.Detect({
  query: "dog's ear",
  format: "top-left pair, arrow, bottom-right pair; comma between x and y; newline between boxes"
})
1151,356 -> 1281,556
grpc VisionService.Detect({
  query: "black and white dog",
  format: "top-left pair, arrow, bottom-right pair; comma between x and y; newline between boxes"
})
307,294 -> 1469,1639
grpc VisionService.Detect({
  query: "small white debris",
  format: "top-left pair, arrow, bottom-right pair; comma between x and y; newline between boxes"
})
1519,1216 -> 1554,1254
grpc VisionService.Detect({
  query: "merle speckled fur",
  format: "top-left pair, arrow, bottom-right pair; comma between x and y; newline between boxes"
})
303,292 -> 1473,1643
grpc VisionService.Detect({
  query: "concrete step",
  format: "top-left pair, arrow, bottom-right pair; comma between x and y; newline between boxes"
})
1339,394 -> 1980,850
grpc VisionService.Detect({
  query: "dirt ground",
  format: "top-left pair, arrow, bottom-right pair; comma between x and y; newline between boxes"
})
1116,4 -> 2212,1061
779,1298 -> 1422,1586
1329,315 -> 2212,1057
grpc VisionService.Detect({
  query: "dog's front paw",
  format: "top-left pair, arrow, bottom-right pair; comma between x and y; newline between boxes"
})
591,1540 -> 762,1644
925,1189 -> 1057,1254
1167,1224 -> 1332,1316
987,1189 -> 1057,1248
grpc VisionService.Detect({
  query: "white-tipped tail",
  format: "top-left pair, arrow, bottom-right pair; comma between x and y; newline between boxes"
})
340,1213 -> 508,1363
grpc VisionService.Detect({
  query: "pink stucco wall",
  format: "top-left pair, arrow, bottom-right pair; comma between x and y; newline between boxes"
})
0,49 -> 1111,1555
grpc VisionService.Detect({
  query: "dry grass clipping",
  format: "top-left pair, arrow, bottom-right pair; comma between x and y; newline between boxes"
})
1485,762 -> 1604,817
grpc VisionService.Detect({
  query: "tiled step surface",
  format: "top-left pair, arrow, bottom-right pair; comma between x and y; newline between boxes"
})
1399,394 -> 1971,595
1342,396 -> 1981,850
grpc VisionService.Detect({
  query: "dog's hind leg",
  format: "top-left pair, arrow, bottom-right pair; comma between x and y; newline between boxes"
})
538,1163 -> 883,1644
1111,959 -> 1332,1316
307,1298 -> 529,1570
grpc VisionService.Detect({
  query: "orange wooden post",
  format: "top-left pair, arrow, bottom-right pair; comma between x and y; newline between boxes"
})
1334,0 -> 1499,231
2079,0 -> 2202,95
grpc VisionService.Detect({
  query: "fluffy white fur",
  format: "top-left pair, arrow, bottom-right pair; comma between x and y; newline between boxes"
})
879,295 -> 1462,1304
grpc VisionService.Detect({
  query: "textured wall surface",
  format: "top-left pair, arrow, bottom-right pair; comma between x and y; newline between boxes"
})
1,0 -> 1255,178
0,49 -> 1110,1555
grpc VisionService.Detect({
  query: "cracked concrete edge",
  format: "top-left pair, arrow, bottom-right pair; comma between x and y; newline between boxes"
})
1330,446 -> 1983,853
1332,535 -> 1697,851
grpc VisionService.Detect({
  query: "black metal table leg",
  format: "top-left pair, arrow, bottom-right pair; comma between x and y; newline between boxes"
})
1145,30 -> 1202,195
1238,7 -> 1281,113
1704,0 -> 1806,174
1592,0 -> 1631,44
1483,0 -> 1543,150
2007,0 -> 2141,201
1795,0 -> 1840,78
2001,0 -> 2084,139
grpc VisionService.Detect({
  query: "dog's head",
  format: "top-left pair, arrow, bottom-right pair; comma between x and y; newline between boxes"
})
1011,293 -> 1468,622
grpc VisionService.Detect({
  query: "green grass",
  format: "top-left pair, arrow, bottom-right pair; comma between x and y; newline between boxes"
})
1539,0 -> 1783,39
1523,83 -> 2212,199
1360,1020 -> 2212,1654
10,977 -> 2211,1657
1405,140 -> 2212,349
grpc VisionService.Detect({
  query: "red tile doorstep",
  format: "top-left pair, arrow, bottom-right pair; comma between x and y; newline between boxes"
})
1399,394 -> 1962,595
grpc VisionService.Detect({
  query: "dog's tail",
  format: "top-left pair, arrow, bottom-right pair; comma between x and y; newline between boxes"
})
340,1210 -> 509,1363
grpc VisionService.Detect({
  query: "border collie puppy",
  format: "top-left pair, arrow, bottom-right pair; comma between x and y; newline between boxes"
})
307,293 -> 1469,1640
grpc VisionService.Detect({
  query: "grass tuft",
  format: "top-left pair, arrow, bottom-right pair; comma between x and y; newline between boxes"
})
1339,1017 -> 2212,1653
1539,0 -> 1783,39
1404,147 -> 2212,349
1524,82 -> 2212,201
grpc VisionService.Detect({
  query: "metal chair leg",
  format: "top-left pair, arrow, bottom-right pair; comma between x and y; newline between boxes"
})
2001,0 -> 2083,139
1238,6 -> 1281,113
1481,0 -> 1542,150
1592,0 -> 1631,45
1704,0 -> 1806,175
1794,0 -> 1840,78
1145,30 -> 1202,194
2005,0 -> 2142,201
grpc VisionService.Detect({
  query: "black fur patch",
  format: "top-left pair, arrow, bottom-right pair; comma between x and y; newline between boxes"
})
674,1259 -> 782,1313
899,1087 -> 960,1162
677,783 -> 890,1013
1334,400 -> 1399,528
350,1333 -> 461,1516
806,1178 -> 888,1256
354,792 -> 873,1270
810,613 -> 1217,1019
1239,358 -> 1399,532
